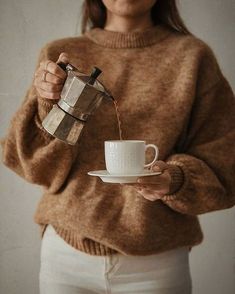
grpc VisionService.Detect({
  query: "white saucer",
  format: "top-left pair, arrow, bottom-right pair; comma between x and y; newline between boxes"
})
87,169 -> 162,183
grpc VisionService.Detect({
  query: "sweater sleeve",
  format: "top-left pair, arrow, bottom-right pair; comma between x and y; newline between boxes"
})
0,43 -> 82,194
161,44 -> 235,215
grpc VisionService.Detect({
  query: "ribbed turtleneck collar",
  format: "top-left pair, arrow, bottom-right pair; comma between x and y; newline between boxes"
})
84,24 -> 172,49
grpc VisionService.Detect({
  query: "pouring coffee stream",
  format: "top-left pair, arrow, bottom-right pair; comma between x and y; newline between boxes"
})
42,62 -> 123,144
113,99 -> 123,141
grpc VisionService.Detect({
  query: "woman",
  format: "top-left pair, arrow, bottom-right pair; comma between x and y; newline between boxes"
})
1,0 -> 235,293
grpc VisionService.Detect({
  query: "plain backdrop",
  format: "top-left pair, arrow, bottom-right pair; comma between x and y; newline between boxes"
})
0,1 -> 235,294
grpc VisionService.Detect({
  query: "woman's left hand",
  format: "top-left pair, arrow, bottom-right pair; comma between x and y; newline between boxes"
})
125,161 -> 171,201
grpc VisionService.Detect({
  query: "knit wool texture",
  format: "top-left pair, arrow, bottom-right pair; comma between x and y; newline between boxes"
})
1,24 -> 235,256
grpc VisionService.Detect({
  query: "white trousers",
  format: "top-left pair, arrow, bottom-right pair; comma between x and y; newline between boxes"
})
39,224 -> 192,294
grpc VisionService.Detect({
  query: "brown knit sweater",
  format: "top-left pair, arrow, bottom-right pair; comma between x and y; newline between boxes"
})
1,24 -> 235,256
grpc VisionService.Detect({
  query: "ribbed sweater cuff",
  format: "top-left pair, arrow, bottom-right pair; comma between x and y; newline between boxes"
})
37,96 -> 58,122
166,162 -> 185,195
32,97 -> 58,140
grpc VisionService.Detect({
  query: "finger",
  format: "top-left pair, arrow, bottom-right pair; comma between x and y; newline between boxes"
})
137,188 -> 163,200
36,69 -> 64,85
136,173 -> 165,185
40,60 -> 67,79
34,78 -> 63,92
128,183 -> 163,190
124,182 -> 160,188
141,192 -> 160,201
151,160 -> 169,172
137,168 -> 171,185
143,189 -> 164,198
56,52 -> 69,64
143,196 -> 161,201
36,88 -> 61,100
131,183 -> 168,196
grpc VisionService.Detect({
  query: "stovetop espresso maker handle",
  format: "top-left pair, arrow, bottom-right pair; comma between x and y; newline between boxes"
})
57,61 -> 68,72
57,62 -> 102,83
57,61 -> 114,101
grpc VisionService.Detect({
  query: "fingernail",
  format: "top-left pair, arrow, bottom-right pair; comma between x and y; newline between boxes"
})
61,57 -> 68,63
59,53 -> 68,61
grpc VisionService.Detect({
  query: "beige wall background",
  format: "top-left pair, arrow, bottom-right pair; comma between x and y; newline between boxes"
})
0,1 -> 234,293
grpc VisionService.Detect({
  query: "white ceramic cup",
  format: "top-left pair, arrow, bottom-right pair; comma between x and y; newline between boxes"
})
105,140 -> 159,175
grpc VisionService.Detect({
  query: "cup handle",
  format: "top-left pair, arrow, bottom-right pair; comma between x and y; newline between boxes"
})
144,144 -> 159,168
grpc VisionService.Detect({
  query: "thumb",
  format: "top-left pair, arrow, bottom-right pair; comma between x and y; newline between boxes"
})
151,161 -> 168,172
152,165 -> 161,172
56,52 -> 69,64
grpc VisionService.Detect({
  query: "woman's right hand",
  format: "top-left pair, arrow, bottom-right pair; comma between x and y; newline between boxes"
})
34,52 -> 69,100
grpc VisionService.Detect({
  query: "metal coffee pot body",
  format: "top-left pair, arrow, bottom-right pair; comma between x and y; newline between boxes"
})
42,63 -> 113,145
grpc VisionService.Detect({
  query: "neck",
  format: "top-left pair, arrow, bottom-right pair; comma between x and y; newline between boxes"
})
104,11 -> 154,33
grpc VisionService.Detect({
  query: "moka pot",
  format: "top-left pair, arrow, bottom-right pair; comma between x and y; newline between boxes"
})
42,63 -> 113,145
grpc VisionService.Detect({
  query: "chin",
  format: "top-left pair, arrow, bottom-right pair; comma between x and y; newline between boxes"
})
102,0 -> 157,17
